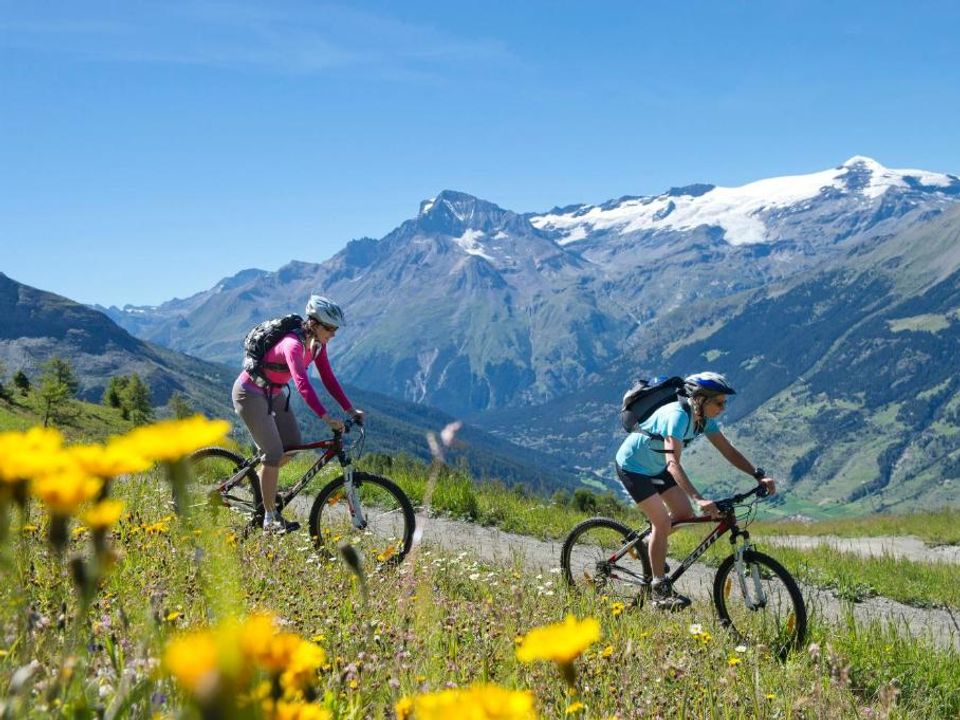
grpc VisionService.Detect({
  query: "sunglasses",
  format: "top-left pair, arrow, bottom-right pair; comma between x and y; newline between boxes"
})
318,322 -> 338,333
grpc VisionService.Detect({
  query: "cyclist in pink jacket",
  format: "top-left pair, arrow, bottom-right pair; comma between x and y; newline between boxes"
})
232,295 -> 364,533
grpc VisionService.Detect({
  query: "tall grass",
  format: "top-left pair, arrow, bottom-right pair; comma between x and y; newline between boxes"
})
4,467 -> 960,718
755,510 -> 960,545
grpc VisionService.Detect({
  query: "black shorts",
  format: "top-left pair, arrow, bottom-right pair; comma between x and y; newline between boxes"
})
616,464 -> 677,504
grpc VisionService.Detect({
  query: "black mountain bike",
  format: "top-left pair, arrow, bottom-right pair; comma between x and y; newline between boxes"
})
560,484 -> 807,659
189,420 -> 415,564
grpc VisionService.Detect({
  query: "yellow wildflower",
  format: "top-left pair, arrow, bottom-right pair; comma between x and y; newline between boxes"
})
601,645 -> 614,659
395,696 -> 414,720
610,601 -> 625,617
727,656 -> 742,667
69,442 -> 151,478
112,416 -> 230,464
408,683 -> 537,720
516,616 -> 600,665
565,701 -> 585,714
83,499 -> 125,530
0,427 -> 65,483
256,633 -> 304,672
271,702 -> 331,720
280,641 -> 327,690
143,519 -> 171,534
377,544 -> 397,563
163,629 -> 220,699
31,471 -> 102,514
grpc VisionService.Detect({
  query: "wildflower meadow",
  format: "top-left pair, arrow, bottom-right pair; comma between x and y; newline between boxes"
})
1,418 -> 959,718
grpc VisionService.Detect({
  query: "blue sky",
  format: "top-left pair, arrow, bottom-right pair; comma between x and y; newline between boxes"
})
2,0 -> 958,306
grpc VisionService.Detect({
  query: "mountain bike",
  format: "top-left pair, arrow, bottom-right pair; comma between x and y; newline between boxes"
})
188,420 -> 416,565
560,484 -> 807,659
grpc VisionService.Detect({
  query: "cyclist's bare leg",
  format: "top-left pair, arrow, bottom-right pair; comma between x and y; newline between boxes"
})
637,494 -> 672,577
261,464 -> 280,513
660,486 -> 696,524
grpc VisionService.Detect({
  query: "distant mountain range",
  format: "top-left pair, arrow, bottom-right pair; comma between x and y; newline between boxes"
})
77,156 -> 960,514
100,157 -> 960,417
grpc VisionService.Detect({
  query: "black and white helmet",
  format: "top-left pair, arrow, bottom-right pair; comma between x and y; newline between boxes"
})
305,295 -> 346,328
684,371 -> 736,397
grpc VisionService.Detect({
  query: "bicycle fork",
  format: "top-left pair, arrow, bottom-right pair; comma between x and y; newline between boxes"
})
733,541 -> 767,610
342,464 -> 368,530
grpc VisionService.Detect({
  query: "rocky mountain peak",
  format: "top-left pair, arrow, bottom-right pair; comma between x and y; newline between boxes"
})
415,190 -> 517,236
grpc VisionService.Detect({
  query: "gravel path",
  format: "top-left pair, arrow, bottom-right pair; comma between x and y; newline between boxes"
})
286,494 -> 960,651
413,514 -> 960,652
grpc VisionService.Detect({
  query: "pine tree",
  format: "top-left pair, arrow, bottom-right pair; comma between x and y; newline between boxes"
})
103,376 -> 130,409
168,392 -> 193,419
36,356 -> 79,427
121,374 -> 154,426
12,370 -> 30,396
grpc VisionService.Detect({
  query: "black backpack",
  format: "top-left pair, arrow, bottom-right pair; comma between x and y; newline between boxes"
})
620,376 -> 687,433
242,314 -> 305,388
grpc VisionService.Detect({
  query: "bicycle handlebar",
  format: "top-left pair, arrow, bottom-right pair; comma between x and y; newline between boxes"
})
714,482 -> 768,514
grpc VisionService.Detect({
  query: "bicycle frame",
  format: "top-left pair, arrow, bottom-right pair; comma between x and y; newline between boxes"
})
604,485 -> 765,588
217,424 -> 367,526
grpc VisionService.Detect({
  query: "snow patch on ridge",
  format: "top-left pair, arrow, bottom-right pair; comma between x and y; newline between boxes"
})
531,157 -> 959,246
453,229 -> 496,261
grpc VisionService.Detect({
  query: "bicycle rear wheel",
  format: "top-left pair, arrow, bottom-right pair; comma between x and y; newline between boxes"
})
560,517 -> 651,601
188,447 -> 263,525
713,550 -> 807,660
308,471 -> 415,565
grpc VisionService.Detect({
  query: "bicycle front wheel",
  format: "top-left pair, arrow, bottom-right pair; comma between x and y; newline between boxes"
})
308,472 -> 415,565
560,517 -> 651,601
188,447 -> 263,525
713,550 -> 807,659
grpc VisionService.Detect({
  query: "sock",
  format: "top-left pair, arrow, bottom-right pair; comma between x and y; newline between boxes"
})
264,511 -> 276,524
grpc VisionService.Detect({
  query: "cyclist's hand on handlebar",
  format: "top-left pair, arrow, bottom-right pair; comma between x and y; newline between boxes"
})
322,415 -> 345,433
696,498 -> 720,518
759,477 -> 776,496
349,408 -> 365,427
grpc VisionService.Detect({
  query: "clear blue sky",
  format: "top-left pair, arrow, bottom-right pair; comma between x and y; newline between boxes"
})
2,1 -> 958,307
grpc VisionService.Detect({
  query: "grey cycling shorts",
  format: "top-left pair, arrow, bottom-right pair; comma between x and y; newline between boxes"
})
231,375 -> 302,465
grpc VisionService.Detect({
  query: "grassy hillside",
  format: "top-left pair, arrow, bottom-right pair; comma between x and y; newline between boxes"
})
0,392 -> 132,439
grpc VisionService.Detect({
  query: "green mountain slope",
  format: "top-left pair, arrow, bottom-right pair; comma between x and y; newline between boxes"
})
476,206 -> 960,516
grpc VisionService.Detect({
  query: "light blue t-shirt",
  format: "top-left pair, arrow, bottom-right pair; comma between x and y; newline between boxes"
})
615,400 -> 719,476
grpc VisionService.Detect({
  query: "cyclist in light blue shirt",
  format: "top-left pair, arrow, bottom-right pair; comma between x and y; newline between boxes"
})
615,372 -> 776,610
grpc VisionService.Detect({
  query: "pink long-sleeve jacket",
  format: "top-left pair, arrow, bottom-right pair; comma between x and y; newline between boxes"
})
238,333 -> 352,417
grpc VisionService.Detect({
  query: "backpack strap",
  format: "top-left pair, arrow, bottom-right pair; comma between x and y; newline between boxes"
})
639,401 -> 696,453
252,328 -> 307,380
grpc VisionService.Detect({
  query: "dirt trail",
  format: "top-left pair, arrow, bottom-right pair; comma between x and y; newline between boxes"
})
286,494 -> 960,651
412,514 -> 960,652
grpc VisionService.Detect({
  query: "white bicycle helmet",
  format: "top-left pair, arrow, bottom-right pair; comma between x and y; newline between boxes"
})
305,295 -> 346,328
684,371 -> 736,396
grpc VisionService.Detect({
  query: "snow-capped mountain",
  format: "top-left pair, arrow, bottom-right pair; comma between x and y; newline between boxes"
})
530,156 -> 960,246
103,157 -> 960,417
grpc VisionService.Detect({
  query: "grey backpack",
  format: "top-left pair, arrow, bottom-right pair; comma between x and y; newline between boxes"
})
242,314 -> 305,387
620,376 -> 687,433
